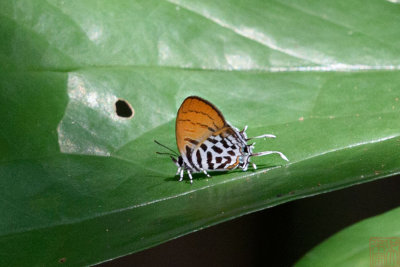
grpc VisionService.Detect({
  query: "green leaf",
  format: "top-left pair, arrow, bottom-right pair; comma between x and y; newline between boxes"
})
295,206 -> 400,267
1,0 -> 400,265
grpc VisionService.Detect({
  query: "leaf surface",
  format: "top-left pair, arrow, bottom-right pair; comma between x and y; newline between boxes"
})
1,0 -> 400,265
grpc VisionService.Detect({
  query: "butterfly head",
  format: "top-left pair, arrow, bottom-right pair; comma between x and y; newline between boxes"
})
238,143 -> 255,171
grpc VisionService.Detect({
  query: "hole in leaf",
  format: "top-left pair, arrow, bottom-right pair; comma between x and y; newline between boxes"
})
58,257 -> 66,263
115,99 -> 134,118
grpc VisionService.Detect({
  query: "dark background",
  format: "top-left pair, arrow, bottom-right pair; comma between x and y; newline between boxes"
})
99,175 -> 400,267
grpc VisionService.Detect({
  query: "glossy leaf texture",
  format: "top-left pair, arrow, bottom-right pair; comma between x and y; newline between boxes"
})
295,206 -> 400,267
1,0 -> 400,266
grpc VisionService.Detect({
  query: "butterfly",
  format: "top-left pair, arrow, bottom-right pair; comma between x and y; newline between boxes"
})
156,96 -> 288,183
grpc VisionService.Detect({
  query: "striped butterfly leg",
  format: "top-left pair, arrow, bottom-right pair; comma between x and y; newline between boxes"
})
186,169 -> 210,184
200,168 -> 211,178
176,166 -> 182,176
171,156 -> 185,181
177,168 -> 210,184
187,170 -> 193,184
173,156 -> 193,183
177,168 -> 194,184
178,168 -> 184,182
251,162 -> 258,170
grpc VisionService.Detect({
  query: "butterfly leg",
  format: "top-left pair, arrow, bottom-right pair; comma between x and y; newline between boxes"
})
179,169 -> 184,182
176,167 -> 182,176
187,170 -> 193,184
200,168 -> 211,178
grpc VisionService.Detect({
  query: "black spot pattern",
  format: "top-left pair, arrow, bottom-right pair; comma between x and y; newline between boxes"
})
181,125 -> 250,172
215,156 -> 233,169
185,146 -> 199,171
217,162 -> 228,169
207,151 -> 214,169
221,139 -> 230,148
185,138 -> 199,145
196,150 -> 202,168
228,150 -> 235,156
212,145 -> 223,154
207,138 -> 218,144
200,143 -> 207,151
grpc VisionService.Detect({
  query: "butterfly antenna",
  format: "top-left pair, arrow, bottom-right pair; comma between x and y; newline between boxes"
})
154,140 -> 179,156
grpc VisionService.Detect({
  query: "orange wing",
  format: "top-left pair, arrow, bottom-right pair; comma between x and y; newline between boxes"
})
176,96 -> 227,154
